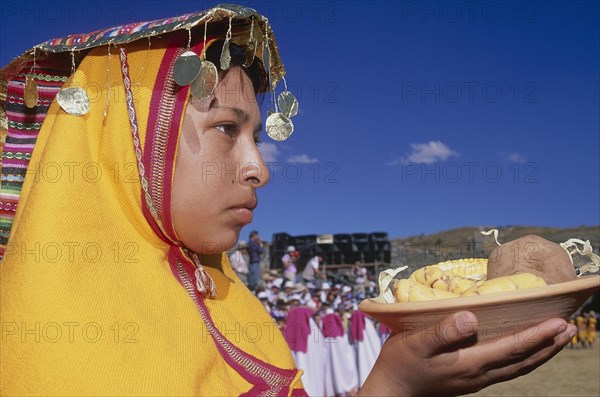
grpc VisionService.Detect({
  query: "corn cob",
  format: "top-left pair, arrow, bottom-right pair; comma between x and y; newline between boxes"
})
409,266 -> 478,294
462,272 -> 547,296
408,258 -> 487,294
393,279 -> 460,302
449,276 -> 484,294
435,258 -> 488,280
409,265 -> 448,287
396,258 -> 545,302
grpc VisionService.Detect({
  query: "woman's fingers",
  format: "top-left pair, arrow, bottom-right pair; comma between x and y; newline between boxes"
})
407,311 -> 479,358
443,320 -> 575,392
372,314 -> 576,397
404,315 -> 575,394
478,327 -> 571,384
460,318 -> 573,371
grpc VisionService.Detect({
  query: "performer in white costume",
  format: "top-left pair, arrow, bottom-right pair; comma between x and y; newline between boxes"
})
350,309 -> 382,387
285,307 -> 327,396
323,308 -> 359,396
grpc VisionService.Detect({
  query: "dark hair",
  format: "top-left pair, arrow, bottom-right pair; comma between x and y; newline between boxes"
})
249,230 -> 259,238
205,39 -> 269,97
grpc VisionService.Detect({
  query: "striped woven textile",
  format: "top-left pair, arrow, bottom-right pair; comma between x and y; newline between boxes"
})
0,62 -> 67,260
45,13 -> 196,48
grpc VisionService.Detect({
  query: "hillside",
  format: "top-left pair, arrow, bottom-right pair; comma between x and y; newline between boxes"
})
390,225 -> 600,273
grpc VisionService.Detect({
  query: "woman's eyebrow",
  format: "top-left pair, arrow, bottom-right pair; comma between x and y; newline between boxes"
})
213,105 -> 249,123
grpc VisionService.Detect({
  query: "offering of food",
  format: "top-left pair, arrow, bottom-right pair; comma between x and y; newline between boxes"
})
382,231 -> 598,304
359,231 -> 600,337
391,258 -> 549,302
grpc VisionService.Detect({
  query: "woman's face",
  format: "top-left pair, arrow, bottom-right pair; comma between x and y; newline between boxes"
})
172,66 -> 269,254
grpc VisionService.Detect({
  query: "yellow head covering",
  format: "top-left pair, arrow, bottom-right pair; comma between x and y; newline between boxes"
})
0,5 -> 304,396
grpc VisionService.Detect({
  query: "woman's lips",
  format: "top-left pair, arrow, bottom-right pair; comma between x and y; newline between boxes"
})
228,198 -> 257,224
229,207 -> 254,224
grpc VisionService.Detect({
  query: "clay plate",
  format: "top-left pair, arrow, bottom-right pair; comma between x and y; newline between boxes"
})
359,275 -> 600,340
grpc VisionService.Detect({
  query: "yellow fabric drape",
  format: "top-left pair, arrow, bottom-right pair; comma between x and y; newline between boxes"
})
1,39 -> 300,396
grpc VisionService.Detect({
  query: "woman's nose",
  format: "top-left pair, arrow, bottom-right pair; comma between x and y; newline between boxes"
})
239,144 -> 270,188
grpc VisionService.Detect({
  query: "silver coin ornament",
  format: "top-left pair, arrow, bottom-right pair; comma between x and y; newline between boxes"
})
24,75 -> 38,109
262,41 -> 271,88
243,37 -> 257,67
57,87 -> 90,116
266,112 -> 294,141
173,51 -> 202,86
190,61 -> 218,100
220,39 -> 231,70
277,91 -> 298,117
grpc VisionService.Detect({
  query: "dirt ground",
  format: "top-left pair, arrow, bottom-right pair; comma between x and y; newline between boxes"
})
467,342 -> 600,397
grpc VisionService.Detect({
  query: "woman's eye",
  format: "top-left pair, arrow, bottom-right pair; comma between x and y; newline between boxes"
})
215,124 -> 238,138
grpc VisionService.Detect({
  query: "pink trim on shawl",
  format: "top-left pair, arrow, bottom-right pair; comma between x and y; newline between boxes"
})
122,36 -> 306,396
350,310 -> 367,342
322,313 -> 344,338
142,33 -> 192,241
284,307 -> 314,353
170,256 -> 302,396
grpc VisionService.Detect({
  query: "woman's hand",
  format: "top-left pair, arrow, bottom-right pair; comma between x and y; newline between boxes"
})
359,311 -> 576,397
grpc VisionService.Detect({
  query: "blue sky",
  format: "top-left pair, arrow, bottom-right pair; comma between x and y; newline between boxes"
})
1,1 -> 598,241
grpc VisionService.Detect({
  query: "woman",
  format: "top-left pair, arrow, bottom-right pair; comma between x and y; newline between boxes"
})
1,6 -> 305,395
0,4 -> 575,396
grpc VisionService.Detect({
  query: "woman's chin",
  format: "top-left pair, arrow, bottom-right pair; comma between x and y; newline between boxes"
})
184,232 -> 239,255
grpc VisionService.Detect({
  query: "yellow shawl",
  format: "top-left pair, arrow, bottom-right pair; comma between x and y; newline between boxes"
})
0,12 -> 303,397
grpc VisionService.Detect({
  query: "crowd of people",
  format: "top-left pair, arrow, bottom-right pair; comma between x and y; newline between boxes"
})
229,232 -> 391,395
256,271 -> 388,395
568,311 -> 598,349
230,231 -> 600,394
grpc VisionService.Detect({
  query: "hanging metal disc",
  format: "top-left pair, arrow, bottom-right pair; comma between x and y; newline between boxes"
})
24,75 -> 38,109
262,41 -> 271,88
266,112 -> 294,141
277,91 -> 298,117
220,39 -> 231,70
243,37 -> 257,67
190,61 -> 218,100
173,51 -> 202,86
57,87 -> 90,116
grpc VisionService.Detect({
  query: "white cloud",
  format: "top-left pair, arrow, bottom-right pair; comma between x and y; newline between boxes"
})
506,152 -> 527,163
259,142 -> 280,162
388,140 -> 460,165
287,154 -> 319,164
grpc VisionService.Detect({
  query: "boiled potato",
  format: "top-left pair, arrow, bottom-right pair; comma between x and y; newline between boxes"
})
487,235 -> 576,284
